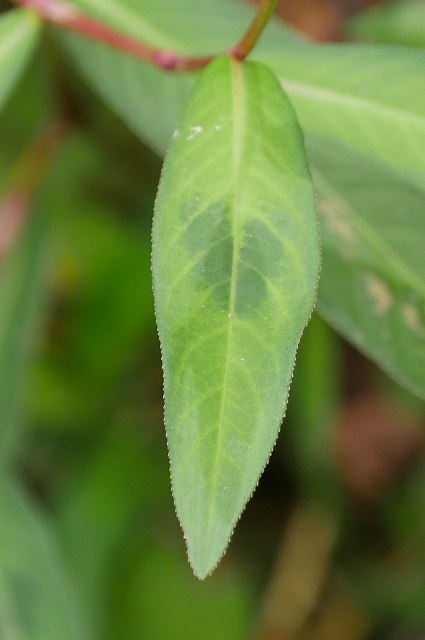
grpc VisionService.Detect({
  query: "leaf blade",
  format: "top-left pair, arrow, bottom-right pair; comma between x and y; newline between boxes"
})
270,44 -> 425,189
0,9 -> 41,112
152,56 -> 319,577
309,135 -> 425,399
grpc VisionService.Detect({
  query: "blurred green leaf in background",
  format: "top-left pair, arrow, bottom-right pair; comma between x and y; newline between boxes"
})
0,10 -> 41,111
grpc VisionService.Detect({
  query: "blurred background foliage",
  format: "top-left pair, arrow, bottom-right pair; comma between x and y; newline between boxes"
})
0,0 -> 424,639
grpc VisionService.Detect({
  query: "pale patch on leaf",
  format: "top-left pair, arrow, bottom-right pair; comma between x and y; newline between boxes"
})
401,303 -> 425,338
365,274 -> 393,315
319,199 -> 356,244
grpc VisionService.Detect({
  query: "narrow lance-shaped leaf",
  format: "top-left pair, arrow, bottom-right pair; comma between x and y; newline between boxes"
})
0,9 -> 41,111
152,55 -> 319,578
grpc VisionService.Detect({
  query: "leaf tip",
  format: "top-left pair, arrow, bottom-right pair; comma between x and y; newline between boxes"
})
187,542 -> 224,581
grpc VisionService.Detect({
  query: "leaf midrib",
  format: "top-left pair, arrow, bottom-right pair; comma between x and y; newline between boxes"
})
204,59 -> 245,555
283,78 -> 425,131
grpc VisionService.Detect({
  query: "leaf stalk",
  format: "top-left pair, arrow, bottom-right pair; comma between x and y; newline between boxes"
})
229,0 -> 280,61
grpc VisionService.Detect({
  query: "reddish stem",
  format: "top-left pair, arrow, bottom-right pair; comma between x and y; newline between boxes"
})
15,0 -> 213,70
14,0 -> 279,70
230,0 -> 280,60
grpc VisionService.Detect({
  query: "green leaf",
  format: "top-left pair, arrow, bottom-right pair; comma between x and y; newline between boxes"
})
267,44 -> 425,189
0,10 -> 41,112
59,0 -> 425,185
0,477 -> 88,640
348,0 -> 425,48
152,56 -> 319,578
309,135 -> 425,400
0,212 -> 47,467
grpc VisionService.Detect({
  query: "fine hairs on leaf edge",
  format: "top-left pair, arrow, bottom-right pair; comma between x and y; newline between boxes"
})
150,56 -> 322,580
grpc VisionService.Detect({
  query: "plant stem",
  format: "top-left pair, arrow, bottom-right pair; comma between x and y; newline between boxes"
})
229,0 -> 280,61
0,122 -> 68,265
14,0 -> 279,71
